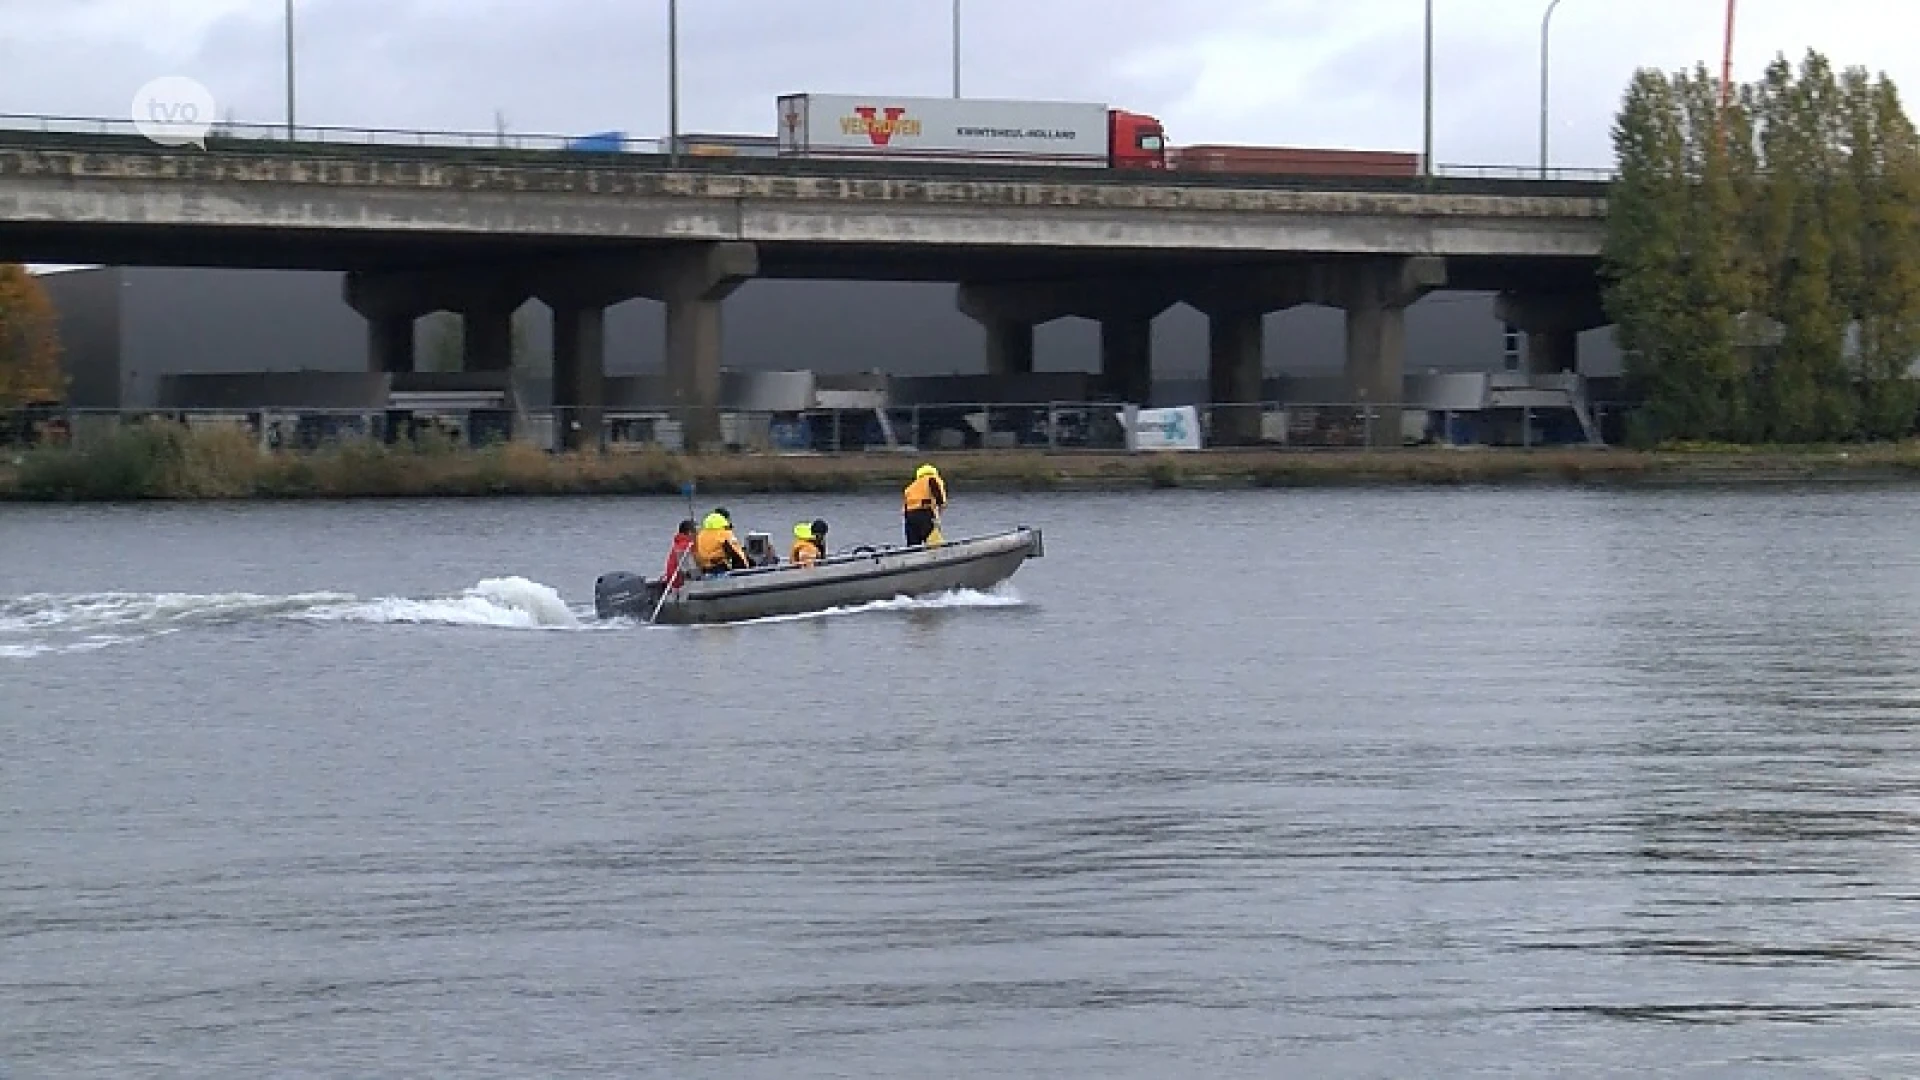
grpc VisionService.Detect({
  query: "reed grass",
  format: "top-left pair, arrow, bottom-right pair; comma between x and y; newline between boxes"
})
6,421 -> 1920,502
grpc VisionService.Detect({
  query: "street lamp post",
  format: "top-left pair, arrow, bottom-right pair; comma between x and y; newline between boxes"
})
284,0 -> 296,139
667,0 -> 680,164
951,0 -> 961,98
1421,0 -> 1433,177
1538,0 -> 1565,178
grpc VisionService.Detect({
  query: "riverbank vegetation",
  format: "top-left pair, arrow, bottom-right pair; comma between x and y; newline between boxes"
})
12,422 -> 1920,502
1605,49 -> 1920,446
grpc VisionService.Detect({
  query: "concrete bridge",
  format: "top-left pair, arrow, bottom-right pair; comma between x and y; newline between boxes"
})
0,129 -> 1612,448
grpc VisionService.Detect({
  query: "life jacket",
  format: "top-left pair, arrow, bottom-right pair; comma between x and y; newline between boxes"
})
902,474 -> 946,513
695,527 -> 744,570
790,537 -> 822,565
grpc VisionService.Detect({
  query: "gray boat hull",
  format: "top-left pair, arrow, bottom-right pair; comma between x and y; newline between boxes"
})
595,526 -> 1043,626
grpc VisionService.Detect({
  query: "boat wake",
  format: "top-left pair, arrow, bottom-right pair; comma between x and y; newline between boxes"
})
0,576 -> 597,659
688,585 -> 1027,629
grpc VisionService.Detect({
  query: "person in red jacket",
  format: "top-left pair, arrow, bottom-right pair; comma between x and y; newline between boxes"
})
662,518 -> 696,587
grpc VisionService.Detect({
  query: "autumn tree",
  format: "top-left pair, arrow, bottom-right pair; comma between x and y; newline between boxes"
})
0,263 -> 65,407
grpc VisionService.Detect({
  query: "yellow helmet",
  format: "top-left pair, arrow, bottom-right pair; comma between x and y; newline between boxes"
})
915,464 -> 939,479
794,522 -> 813,539
701,512 -> 728,531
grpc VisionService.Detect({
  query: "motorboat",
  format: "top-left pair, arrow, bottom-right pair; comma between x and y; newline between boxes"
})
594,526 -> 1044,626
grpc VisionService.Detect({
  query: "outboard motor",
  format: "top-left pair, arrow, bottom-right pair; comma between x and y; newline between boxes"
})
743,531 -> 777,566
594,571 -> 654,620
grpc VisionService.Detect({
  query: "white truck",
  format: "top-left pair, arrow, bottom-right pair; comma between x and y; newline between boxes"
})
774,93 -> 1166,170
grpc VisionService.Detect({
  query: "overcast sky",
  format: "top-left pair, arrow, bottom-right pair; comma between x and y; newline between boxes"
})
2,0 -> 1913,174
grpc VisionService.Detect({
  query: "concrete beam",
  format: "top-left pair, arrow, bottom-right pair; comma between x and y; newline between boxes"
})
0,147 -> 1607,259
957,274 -> 1181,326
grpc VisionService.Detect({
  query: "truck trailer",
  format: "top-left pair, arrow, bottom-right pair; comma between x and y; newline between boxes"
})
775,93 -> 1166,169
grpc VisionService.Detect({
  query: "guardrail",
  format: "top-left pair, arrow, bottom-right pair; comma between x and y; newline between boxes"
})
0,112 -> 1621,185
2,399 -> 1632,453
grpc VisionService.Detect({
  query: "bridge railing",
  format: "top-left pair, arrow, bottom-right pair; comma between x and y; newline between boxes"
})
2,400 -> 1628,453
0,111 -> 1620,182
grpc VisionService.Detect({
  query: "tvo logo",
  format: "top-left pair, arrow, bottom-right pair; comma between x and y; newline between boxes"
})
130,76 -> 216,149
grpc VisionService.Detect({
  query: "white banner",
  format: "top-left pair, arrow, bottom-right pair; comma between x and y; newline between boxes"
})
1121,405 -> 1203,451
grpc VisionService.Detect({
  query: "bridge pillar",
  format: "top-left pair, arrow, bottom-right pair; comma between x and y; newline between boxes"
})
1099,317 -> 1154,405
958,276 -> 1175,401
550,304 -> 605,452
1315,257 -> 1448,447
461,306 -> 514,373
1205,310 -> 1265,446
528,242 -> 757,453
1494,290 -> 1608,375
983,319 -> 1035,377
367,315 -> 415,374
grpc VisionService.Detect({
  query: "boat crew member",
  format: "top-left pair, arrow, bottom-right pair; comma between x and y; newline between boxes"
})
902,464 -> 947,547
695,511 -> 752,575
663,518 -> 697,587
791,519 -> 828,565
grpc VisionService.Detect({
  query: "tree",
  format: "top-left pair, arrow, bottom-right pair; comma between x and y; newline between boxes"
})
0,263 -> 65,407
1605,49 -> 1920,443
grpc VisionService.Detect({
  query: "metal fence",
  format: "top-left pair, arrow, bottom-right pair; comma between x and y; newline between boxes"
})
1,400 -> 1631,454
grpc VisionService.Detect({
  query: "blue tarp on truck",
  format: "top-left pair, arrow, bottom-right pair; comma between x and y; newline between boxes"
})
563,131 -> 625,153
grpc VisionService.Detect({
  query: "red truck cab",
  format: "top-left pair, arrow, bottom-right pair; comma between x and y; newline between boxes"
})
1108,109 -> 1167,169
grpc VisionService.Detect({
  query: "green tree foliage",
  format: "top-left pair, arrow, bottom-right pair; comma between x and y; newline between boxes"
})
0,263 -> 66,407
1604,49 -> 1920,444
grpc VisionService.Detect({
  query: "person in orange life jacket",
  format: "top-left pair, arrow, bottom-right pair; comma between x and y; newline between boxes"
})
662,518 -> 697,587
791,519 -> 828,565
694,511 -> 751,574
901,464 -> 947,546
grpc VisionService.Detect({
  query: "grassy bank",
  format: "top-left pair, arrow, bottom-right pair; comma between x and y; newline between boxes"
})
6,423 -> 1920,502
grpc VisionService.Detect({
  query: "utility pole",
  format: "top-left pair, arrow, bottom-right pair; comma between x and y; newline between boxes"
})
284,0 -> 296,140
1422,0 -> 1433,177
951,0 -> 962,98
1539,0 -> 1565,178
668,0 -> 680,164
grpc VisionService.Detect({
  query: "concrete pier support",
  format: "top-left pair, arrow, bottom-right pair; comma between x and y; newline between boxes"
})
983,319 -> 1035,377
366,314 -> 415,374
550,304 -> 605,452
1494,290 -> 1608,375
461,306 -> 513,373
666,297 -> 726,449
958,276 -> 1176,404
1329,257 -> 1447,447
1100,317 -> 1154,405
532,241 -> 757,453
1206,310 -> 1265,445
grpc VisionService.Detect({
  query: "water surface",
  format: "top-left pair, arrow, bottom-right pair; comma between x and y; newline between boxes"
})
6,487 -> 1920,1077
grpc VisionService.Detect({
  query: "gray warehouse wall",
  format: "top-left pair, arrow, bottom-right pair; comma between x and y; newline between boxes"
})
37,266 -> 124,408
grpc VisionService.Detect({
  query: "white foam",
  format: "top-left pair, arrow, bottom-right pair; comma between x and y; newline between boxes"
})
301,576 -> 584,631
689,585 -> 1025,628
0,576 -> 601,659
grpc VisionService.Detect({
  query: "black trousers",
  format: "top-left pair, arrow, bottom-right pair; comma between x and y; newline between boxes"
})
904,508 -> 939,546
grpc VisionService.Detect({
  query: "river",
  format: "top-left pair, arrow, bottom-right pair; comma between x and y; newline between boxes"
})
5,486 -> 1920,1077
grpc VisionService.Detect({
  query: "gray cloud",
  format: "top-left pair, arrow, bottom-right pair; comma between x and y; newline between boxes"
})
1,0 -> 1914,174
